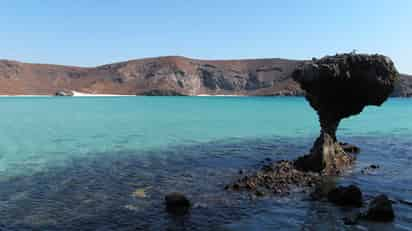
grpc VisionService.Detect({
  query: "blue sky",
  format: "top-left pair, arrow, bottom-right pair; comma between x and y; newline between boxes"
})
1,0 -> 411,73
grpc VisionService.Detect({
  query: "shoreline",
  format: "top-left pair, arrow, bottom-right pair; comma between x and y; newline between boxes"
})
0,93 -> 410,98
72,91 -> 134,97
0,92 -> 248,97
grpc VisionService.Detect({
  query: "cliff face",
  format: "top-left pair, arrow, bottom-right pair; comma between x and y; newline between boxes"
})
393,74 -> 412,97
0,56 -> 409,96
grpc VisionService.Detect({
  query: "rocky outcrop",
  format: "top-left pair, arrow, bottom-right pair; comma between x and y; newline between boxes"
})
226,160 -> 321,196
292,53 -> 399,173
226,139 -> 364,196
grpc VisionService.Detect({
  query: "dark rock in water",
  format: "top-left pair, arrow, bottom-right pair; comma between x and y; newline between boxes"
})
293,53 -> 398,173
310,178 -> 337,200
369,164 -> 379,169
339,142 -> 360,154
165,192 -> 191,215
55,90 -> 74,96
365,194 -> 395,222
327,185 -> 363,207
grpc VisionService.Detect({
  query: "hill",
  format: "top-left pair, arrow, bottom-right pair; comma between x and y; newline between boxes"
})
0,56 -> 410,96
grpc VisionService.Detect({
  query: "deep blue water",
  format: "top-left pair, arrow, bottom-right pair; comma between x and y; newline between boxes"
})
0,96 -> 411,230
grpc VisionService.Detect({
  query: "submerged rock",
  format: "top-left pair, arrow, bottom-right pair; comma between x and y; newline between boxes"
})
226,160 -> 320,195
365,194 -> 395,222
327,185 -> 363,207
361,164 -> 380,175
293,53 -> 398,173
165,192 -> 191,215
132,187 -> 151,198
343,212 -> 362,225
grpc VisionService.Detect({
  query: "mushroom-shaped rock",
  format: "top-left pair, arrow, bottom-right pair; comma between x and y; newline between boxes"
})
293,53 -> 398,173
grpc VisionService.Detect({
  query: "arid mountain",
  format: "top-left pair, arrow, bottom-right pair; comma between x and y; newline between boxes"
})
0,56 -> 410,96
393,73 -> 412,97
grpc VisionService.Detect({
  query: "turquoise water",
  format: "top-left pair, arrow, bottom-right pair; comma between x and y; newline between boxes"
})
1,97 -> 411,178
1,97 -> 412,230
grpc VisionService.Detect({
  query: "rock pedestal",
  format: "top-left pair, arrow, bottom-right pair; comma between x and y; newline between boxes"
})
292,53 -> 398,173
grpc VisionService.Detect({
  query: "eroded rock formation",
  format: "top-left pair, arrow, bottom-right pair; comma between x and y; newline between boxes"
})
292,53 -> 399,173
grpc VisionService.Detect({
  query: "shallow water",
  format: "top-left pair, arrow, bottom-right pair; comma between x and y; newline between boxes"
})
0,97 -> 412,230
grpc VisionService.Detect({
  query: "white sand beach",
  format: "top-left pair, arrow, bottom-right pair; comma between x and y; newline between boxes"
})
196,94 -> 245,97
71,91 -> 134,97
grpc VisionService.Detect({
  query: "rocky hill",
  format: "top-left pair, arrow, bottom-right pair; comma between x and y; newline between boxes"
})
0,56 -> 410,96
393,73 -> 412,97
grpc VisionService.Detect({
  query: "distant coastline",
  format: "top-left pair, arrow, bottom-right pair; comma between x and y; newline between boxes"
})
0,56 -> 411,97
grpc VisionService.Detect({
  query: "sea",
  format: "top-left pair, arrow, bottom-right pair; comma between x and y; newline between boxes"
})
0,96 -> 411,230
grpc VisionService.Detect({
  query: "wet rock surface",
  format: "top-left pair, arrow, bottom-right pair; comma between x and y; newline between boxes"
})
227,142 -> 361,198
365,194 -> 395,222
292,53 -> 398,173
339,142 -> 360,154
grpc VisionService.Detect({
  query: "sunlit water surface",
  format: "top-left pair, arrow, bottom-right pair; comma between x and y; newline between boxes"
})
0,97 -> 411,230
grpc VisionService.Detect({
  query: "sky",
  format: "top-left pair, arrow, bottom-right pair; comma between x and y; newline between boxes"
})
0,0 -> 411,73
